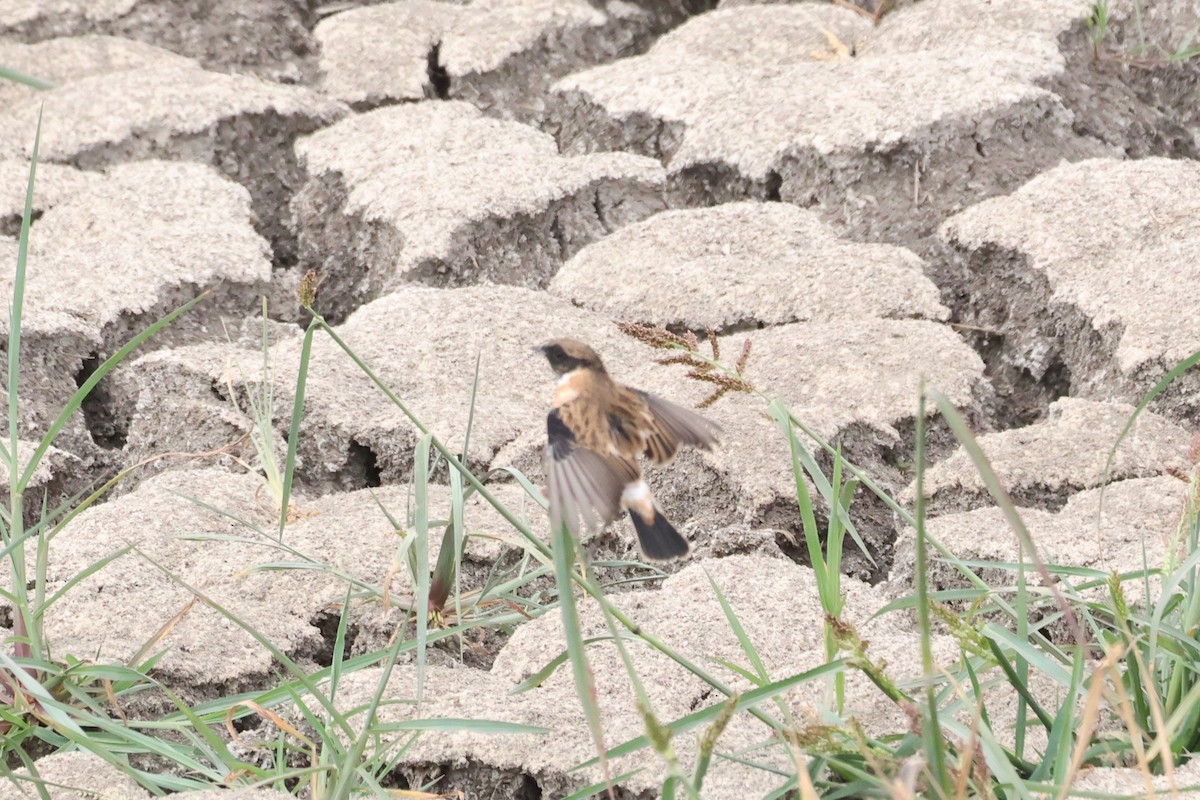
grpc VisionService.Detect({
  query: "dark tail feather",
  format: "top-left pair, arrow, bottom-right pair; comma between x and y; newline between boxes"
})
629,509 -> 691,561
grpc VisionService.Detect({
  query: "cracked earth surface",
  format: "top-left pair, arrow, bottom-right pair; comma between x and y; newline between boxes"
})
3,0 -> 1200,797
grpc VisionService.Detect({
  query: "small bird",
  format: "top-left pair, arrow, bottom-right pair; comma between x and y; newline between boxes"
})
535,338 -> 721,561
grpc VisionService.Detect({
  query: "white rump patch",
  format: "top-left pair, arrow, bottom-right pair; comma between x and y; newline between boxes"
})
621,480 -> 652,507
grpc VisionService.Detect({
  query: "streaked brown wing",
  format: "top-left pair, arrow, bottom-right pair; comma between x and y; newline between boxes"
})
634,389 -> 722,464
545,408 -> 637,535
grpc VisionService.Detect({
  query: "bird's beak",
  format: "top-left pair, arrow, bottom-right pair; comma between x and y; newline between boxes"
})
530,344 -> 547,356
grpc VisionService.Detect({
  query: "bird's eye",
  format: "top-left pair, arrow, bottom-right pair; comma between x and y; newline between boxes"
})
545,345 -> 566,365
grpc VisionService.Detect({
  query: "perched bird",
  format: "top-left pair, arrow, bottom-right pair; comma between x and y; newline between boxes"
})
535,338 -> 721,561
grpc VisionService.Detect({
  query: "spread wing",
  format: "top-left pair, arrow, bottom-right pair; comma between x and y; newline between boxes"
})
544,408 -> 637,535
633,389 -> 722,465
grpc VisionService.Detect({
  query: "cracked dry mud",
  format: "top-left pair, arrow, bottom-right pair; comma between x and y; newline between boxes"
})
3,0 -> 1200,797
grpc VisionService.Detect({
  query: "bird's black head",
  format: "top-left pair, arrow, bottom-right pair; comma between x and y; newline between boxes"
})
536,338 -> 606,377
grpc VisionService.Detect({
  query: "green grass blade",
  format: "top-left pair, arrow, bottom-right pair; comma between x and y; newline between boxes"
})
5,751 -> 53,800
1015,539 -> 1030,759
6,685 -> 226,792
974,721 -> 1036,800
769,399 -> 824,585
20,289 -> 211,488
1100,348 -> 1200,504
170,621 -> 480,725
373,718 -> 550,734
705,570 -> 770,682
2,113 -> 43,660
34,465 -> 160,548
412,433 -> 433,707
36,543 -> 134,615
559,770 -> 644,800
0,68 -> 53,90
1055,651 -> 1086,781
913,381 -> 949,797
9,107 -> 41,473
277,319 -> 316,539
329,586 -> 353,706
443,355 -> 479,634
460,351 -> 481,463
983,634 -> 1055,730
448,466 -> 465,622
1162,676 -> 1200,757
552,519 -> 610,783
575,659 -> 846,768
511,635 -> 618,692
499,465 -> 549,509
59,663 -> 149,684
693,693 -> 738,792
825,447 -> 851,607
157,683 -> 258,780
131,546 -> 357,740
329,616 -> 409,800
1151,540 -> 1200,621
428,475 -> 461,614
927,389 -> 1084,648
768,400 -> 874,568
0,653 -> 86,736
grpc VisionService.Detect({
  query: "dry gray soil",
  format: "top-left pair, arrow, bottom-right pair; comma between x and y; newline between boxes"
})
3,0 -> 1200,797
